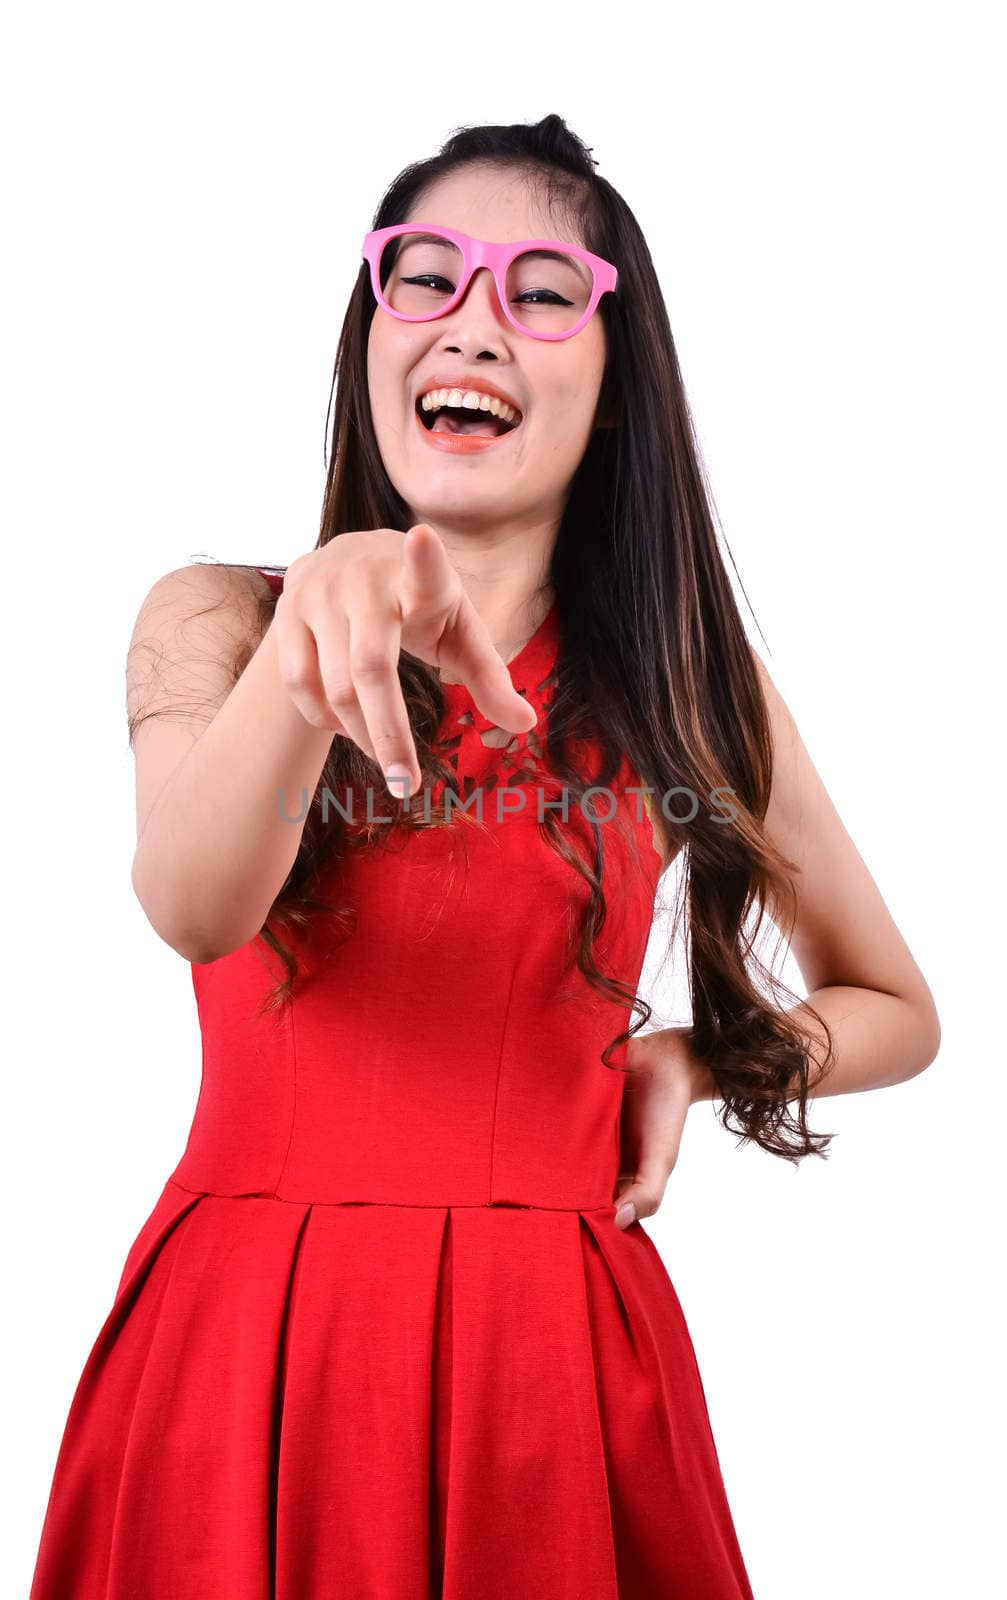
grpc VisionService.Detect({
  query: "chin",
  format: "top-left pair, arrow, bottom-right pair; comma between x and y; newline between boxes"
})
408,490 -> 515,526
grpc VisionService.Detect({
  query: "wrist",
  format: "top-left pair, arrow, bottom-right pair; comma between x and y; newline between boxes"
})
660,1025 -> 717,1105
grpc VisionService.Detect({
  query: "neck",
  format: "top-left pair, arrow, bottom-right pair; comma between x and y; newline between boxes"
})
413,519 -> 556,662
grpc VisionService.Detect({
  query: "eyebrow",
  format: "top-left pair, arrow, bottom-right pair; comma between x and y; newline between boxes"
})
398,234 -> 581,261
519,248 -> 580,264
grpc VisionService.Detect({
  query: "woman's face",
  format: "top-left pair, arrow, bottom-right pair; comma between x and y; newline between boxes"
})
366,165 -> 609,535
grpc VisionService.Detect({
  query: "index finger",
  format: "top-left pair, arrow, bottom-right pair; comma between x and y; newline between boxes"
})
436,601 -> 541,735
400,525 -> 540,734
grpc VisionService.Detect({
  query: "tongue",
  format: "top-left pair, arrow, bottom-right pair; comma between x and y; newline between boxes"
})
432,412 -> 508,438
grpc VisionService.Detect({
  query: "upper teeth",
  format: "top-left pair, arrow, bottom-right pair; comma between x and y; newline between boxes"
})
420,387 -> 520,425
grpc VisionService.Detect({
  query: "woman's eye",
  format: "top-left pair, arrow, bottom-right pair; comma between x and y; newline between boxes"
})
517,290 -> 574,306
403,274 -> 454,292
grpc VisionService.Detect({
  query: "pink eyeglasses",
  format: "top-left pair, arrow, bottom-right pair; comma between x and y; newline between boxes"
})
361,223 -> 618,342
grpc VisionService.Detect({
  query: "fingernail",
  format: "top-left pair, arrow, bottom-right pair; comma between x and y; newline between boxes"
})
615,1202 -> 636,1229
384,763 -> 412,797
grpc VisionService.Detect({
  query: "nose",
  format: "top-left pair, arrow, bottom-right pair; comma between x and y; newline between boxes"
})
445,264 -> 509,330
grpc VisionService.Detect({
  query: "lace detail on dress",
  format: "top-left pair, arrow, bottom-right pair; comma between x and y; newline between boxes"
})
433,662 -> 561,798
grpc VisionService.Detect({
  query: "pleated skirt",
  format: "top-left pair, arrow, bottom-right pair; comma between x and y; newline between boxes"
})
29,1179 -> 755,1598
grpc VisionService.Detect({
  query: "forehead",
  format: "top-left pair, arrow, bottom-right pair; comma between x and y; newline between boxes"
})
408,165 -> 583,249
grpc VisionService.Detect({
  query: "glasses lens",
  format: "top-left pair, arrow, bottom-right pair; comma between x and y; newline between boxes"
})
378,232 -> 594,336
506,246 -> 594,335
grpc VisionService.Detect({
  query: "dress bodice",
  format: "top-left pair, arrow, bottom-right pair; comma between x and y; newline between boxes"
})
168,575 -> 663,1210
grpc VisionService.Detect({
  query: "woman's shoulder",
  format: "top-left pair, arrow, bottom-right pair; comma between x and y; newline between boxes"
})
127,562 -> 286,681
216,562 -> 286,603
133,560 -> 285,609
247,565 -> 286,597
126,563 -> 285,751
224,563 -> 287,647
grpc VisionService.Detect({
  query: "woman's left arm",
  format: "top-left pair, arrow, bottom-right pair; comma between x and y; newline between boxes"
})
699,652 -> 943,1102
614,654 -> 941,1227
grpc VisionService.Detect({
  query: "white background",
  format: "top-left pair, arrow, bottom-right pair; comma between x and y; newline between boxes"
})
3,3 -> 1003,1595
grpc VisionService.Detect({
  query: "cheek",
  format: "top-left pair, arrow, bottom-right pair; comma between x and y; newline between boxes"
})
370,315 -> 428,368
367,324 -> 396,404
536,373 -> 604,455
537,337 -> 605,422
367,320 -> 435,428
366,320 -> 395,389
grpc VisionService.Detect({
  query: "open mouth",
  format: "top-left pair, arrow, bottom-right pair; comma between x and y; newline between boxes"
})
415,394 -> 523,440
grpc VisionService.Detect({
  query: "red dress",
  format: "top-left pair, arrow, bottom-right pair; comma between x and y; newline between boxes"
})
30,574 -> 756,1599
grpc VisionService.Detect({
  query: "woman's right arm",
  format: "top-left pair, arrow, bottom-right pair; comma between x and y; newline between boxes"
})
128,528 -> 540,963
128,562 -> 337,964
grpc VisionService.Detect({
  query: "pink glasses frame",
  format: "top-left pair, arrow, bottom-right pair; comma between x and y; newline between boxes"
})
361,223 -> 619,342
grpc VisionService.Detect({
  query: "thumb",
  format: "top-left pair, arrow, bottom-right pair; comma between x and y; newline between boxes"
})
401,522 -> 453,603
613,1152 -> 672,1230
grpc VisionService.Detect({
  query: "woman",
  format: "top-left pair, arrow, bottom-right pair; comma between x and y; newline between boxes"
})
30,113 -> 941,1598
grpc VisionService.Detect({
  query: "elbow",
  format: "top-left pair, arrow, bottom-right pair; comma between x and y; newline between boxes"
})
130,855 -> 261,965
185,927 -> 263,965
920,1007 -> 942,1071
137,913 -> 255,968
907,989 -> 942,1078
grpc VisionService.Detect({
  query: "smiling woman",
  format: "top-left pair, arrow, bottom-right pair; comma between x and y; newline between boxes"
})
28,110 -> 939,1600
363,183 -> 615,539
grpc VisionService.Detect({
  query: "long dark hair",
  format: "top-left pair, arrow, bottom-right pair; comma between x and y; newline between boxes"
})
190,114 -> 837,1163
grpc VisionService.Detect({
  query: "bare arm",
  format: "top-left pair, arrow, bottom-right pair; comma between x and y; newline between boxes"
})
127,529 -> 540,964
128,563 -> 336,963
691,654 -> 941,1103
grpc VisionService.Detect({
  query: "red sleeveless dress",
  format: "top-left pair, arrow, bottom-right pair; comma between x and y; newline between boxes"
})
30,572 -> 755,1599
